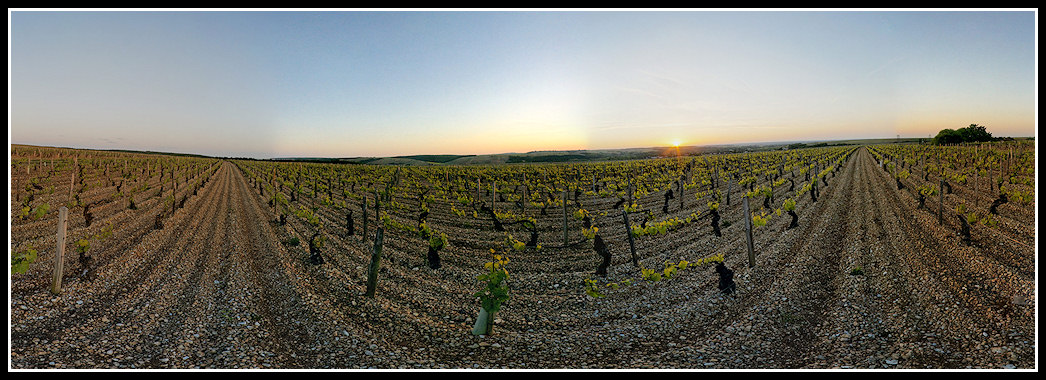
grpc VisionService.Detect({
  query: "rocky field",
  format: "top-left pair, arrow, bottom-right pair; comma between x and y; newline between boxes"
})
9,147 -> 1036,369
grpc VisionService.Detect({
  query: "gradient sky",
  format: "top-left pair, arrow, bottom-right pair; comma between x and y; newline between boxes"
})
9,9 -> 1037,158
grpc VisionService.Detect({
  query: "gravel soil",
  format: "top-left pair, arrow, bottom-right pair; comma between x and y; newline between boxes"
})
9,148 -> 1036,369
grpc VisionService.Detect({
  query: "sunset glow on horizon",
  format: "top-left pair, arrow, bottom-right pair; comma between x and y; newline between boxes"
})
10,9 -> 1037,159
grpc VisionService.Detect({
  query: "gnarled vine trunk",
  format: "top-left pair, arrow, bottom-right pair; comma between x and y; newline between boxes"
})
427,246 -> 441,270
715,262 -> 736,295
787,210 -> 799,229
481,203 -> 505,232
309,233 -> 324,265
711,209 -> 722,237
662,188 -> 674,214
989,193 -> 1008,215
593,234 -> 611,277
957,214 -> 972,246
346,210 -> 354,236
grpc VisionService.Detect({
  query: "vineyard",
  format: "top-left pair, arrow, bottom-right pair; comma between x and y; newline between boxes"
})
9,141 -> 1036,369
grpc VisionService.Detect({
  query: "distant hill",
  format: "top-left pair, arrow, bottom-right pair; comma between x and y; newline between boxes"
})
265,139 -> 896,166
394,154 -> 475,164
336,138 -> 954,166
22,136 -> 1030,166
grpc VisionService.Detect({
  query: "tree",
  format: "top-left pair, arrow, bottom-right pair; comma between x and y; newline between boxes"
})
932,129 -> 963,145
957,124 -> 992,143
932,124 -> 992,145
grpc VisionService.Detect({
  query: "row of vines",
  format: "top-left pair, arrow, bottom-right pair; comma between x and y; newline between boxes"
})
10,145 -> 221,278
229,144 -> 858,316
16,140 -> 1031,337
866,140 -> 1034,249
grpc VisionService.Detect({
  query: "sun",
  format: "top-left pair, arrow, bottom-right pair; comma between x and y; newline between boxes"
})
671,139 -> 681,147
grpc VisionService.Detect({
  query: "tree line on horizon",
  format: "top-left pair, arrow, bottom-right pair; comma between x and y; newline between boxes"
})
932,124 -> 1018,145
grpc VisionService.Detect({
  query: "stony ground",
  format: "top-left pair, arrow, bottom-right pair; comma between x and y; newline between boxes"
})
10,148 -> 1036,369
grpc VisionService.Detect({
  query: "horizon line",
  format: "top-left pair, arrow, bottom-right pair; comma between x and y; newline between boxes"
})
10,135 -> 1034,161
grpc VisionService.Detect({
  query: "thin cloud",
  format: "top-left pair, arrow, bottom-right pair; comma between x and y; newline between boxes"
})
637,68 -> 685,90
865,56 -> 904,79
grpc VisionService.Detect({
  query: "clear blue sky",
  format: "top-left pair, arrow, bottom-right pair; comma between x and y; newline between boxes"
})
9,9 -> 1037,158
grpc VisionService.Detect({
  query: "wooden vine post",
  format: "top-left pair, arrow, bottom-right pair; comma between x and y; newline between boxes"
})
621,210 -> 639,268
68,158 -> 77,204
714,164 -> 719,189
743,197 -> 756,268
51,207 -> 69,295
627,165 -> 635,205
1004,145 -> 1012,175
373,189 -> 380,225
811,175 -> 818,202
678,177 -> 684,210
938,178 -> 944,225
988,154 -> 994,195
974,144 -> 980,193
562,189 -> 569,246
726,178 -> 732,206
522,172 -> 527,216
365,227 -> 385,298
361,197 -> 368,242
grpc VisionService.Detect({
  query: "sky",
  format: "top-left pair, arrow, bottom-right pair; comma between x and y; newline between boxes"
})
9,9 -> 1038,158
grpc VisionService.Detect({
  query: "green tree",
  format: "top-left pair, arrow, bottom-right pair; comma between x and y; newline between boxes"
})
957,124 -> 992,142
933,124 -> 992,145
932,129 -> 963,145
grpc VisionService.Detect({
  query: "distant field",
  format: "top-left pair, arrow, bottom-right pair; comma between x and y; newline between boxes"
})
264,137 -> 1033,166
394,154 -> 476,164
